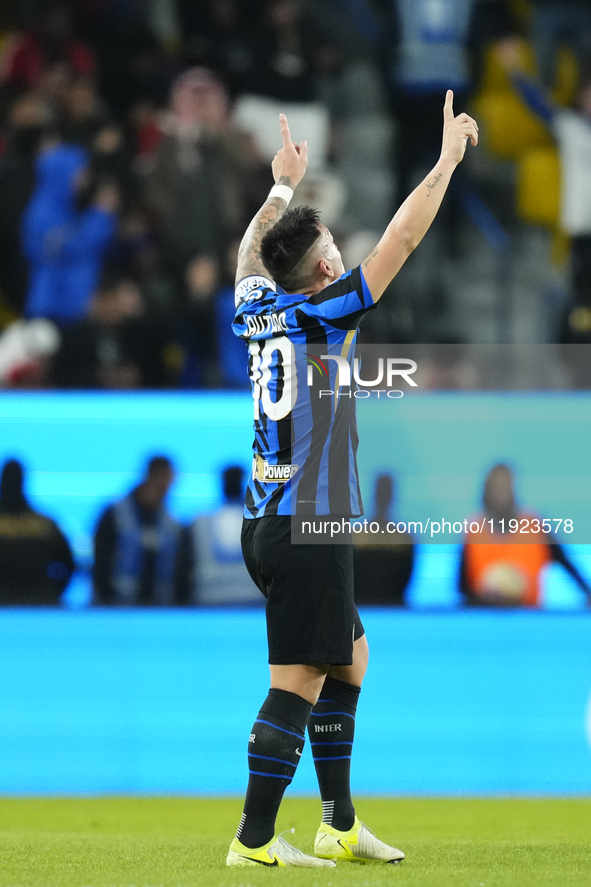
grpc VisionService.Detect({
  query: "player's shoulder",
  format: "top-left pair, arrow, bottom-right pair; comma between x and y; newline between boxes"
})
305,266 -> 364,305
235,274 -> 284,308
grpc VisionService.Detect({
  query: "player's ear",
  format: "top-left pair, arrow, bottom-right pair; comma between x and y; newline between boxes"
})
318,257 -> 333,279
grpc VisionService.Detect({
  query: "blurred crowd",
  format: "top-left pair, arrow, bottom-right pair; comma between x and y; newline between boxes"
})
0,455 -> 263,607
0,1 -> 590,389
1,455 -> 589,609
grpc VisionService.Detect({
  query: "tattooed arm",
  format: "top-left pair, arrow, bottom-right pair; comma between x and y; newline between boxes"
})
235,114 -> 308,285
362,91 -> 479,302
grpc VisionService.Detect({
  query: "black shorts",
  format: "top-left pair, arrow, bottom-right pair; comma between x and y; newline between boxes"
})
241,516 -> 365,666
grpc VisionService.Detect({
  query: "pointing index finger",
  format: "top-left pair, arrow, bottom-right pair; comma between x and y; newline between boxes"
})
279,113 -> 292,148
443,89 -> 454,123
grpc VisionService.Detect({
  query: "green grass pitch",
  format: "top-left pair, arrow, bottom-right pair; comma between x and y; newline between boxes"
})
1,797 -> 590,887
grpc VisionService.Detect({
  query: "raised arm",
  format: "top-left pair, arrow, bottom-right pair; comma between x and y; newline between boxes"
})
362,91 -> 479,301
235,114 -> 308,285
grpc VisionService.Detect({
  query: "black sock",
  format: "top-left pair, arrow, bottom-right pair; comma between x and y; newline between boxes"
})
236,688 -> 312,849
308,677 -> 360,832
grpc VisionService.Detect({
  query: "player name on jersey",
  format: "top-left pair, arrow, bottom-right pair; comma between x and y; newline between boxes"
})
245,312 -> 289,337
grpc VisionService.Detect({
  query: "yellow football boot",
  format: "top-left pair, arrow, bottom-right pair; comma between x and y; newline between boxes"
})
227,830 -> 336,867
314,816 -> 405,864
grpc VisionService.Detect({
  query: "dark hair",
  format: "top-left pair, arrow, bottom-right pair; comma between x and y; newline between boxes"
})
260,205 -> 321,289
0,459 -> 29,514
374,473 -> 393,510
222,465 -> 243,501
147,455 -> 174,477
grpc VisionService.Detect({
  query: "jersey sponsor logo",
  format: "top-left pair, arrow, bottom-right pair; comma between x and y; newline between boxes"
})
235,275 -> 275,306
314,724 -> 342,733
245,311 -> 288,337
253,454 -> 299,484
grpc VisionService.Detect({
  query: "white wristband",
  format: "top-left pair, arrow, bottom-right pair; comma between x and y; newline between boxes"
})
268,184 -> 294,205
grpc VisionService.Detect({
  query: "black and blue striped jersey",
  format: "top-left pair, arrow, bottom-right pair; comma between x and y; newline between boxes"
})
233,266 -> 376,518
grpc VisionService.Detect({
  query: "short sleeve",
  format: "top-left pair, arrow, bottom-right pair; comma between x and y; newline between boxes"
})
234,274 -> 276,308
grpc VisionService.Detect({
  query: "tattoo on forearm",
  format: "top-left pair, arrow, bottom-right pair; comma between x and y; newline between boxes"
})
426,173 -> 443,196
362,247 -> 380,269
235,175 -> 296,280
236,199 -> 287,279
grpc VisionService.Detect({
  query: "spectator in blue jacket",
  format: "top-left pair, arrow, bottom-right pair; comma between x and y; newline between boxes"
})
92,455 -> 191,606
22,141 -> 118,324
387,0 -> 475,211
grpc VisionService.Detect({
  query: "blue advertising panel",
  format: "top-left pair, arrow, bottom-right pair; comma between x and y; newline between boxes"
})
0,610 -> 590,794
1,393 -> 590,793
